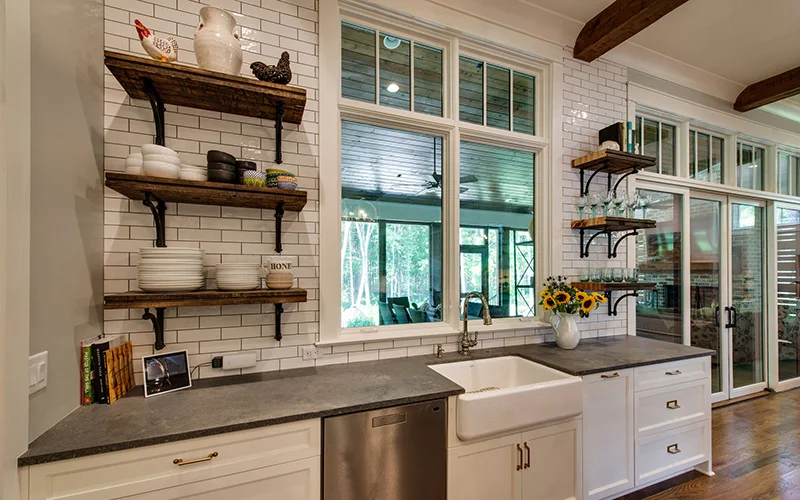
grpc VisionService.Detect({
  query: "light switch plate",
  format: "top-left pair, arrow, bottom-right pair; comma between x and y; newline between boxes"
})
301,346 -> 320,361
29,351 -> 47,395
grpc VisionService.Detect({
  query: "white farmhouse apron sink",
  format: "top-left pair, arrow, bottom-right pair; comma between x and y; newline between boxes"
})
429,356 -> 582,440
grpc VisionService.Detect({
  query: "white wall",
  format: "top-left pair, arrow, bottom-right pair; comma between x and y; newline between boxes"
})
27,0 -> 105,441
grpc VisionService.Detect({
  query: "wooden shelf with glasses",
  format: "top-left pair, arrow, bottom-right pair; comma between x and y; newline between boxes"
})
571,216 -> 656,232
571,150 -> 656,174
571,282 -> 656,292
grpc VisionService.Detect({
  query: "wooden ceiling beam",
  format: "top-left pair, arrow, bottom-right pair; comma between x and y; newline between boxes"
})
734,66 -> 800,112
573,0 -> 691,62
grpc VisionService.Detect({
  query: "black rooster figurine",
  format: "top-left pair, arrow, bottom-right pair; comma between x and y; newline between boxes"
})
251,52 -> 292,85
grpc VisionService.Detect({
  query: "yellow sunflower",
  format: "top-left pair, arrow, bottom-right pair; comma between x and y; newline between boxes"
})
540,289 -> 550,298
580,296 -> 596,314
542,295 -> 557,310
576,291 -> 589,302
592,292 -> 607,303
554,291 -> 571,304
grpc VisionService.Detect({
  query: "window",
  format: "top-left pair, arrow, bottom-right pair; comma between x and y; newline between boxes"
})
689,130 -> 724,184
459,57 -> 536,134
635,116 -> 676,175
341,22 -> 444,116
778,152 -> 800,196
736,142 -> 765,191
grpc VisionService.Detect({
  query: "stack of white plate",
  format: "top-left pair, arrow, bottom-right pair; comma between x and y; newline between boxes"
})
137,247 -> 205,292
141,144 -> 180,179
125,152 -> 143,175
215,263 -> 262,291
180,164 -> 208,181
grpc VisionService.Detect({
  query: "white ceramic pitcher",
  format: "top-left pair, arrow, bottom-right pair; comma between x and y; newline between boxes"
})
550,312 -> 581,350
194,6 -> 242,75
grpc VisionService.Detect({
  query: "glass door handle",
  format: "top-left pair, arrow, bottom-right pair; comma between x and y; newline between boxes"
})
724,306 -> 733,329
714,306 -> 720,327
730,306 -> 737,328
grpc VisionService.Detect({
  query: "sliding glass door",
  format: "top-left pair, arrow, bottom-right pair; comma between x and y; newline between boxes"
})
776,205 -> 800,388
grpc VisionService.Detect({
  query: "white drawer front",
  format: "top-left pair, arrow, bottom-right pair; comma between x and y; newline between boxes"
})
634,380 -> 709,438
634,357 -> 709,392
634,421 -> 709,486
29,419 -> 320,500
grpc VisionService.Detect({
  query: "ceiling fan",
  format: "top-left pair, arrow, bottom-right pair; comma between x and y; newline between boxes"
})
415,138 -> 479,195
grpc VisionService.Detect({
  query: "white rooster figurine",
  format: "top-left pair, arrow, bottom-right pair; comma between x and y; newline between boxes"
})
134,19 -> 178,63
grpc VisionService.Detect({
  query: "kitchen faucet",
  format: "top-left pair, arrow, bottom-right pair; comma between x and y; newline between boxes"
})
460,292 -> 492,355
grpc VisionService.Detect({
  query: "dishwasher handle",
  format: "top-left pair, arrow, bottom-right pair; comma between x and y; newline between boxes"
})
372,412 -> 407,428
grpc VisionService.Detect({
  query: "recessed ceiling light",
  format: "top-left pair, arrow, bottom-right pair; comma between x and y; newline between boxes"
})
387,83 -> 400,93
383,36 -> 401,50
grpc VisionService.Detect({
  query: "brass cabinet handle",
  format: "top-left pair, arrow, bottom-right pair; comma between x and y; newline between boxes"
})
666,399 -> 681,410
665,369 -> 682,376
523,442 -> 531,469
600,372 -> 620,379
173,452 -> 218,466
516,444 -> 523,471
667,444 -> 681,455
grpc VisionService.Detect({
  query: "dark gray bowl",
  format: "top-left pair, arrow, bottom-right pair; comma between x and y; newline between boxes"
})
207,161 -> 236,173
208,169 -> 236,183
236,160 -> 257,170
207,150 -> 236,165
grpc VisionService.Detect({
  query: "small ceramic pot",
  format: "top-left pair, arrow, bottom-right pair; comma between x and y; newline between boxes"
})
194,6 -> 243,75
265,259 -> 293,290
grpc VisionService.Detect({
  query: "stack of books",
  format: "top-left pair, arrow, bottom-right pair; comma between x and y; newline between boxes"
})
80,335 -> 136,405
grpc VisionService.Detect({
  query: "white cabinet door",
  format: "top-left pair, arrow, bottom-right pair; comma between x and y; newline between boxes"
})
521,420 -> 581,500
582,369 -> 634,500
447,433 -> 522,500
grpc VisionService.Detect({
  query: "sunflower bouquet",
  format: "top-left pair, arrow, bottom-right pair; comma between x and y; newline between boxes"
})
539,276 -> 607,318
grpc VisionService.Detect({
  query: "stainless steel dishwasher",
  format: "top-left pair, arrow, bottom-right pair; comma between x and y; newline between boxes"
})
323,398 -> 447,500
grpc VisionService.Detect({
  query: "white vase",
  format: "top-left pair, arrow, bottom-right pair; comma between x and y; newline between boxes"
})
550,312 -> 581,350
194,6 -> 242,75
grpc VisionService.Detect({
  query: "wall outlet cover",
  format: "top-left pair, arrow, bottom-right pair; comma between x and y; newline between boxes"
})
301,346 -> 320,361
29,351 -> 48,395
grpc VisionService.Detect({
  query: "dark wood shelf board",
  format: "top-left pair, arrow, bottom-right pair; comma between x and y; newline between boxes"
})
105,51 -> 306,124
105,173 -> 307,211
571,282 -> 657,291
104,289 -> 307,310
571,150 -> 657,174
571,216 -> 657,231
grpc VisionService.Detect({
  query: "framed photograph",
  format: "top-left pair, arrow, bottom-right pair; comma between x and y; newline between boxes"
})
142,350 -> 192,398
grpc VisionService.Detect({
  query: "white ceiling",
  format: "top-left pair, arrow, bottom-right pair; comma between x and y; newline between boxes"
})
526,0 -> 800,87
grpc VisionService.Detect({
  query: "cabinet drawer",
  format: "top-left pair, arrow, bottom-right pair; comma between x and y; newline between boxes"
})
634,357 -> 709,392
634,421 -> 709,486
28,419 -> 320,500
634,380 -> 709,438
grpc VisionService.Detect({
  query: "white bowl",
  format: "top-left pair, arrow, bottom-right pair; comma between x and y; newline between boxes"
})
216,282 -> 260,291
180,171 -> 208,182
127,152 -> 143,160
126,165 -> 144,175
142,161 -> 180,179
144,154 -> 181,166
141,144 -> 179,157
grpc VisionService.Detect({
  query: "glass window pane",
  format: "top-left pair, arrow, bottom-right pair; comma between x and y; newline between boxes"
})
341,120 -> 443,327
459,56 -> 483,125
794,156 -> 800,196
753,146 -> 764,191
778,152 -> 791,195
635,116 -> 643,155
737,142 -> 766,191
660,123 -> 676,176
379,33 -> 410,110
513,72 -> 535,135
711,136 -> 724,184
778,207 -> 800,381
460,141 -> 535,318
486,64 -> 510,130
689,131 -> 696,179
642,119 -> 659,173
413,43 -> 443,117
696,132 -> 710,182
636,189 -> 682,344
341,23 -> 376,103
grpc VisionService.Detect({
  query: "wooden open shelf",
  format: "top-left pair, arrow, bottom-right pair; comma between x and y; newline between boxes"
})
571,216 -> 657,231
104,289 -> 307,310
571,282 -> 657,292
105,173 -> 307,211
104,51 -> 306,123
571,150 -> 656,174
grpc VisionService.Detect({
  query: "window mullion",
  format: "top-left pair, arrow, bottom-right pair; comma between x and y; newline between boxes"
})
510,71 -> 515,132
374,30 -> 380,105
482,60 -> 487,127
410,42 -> 415,113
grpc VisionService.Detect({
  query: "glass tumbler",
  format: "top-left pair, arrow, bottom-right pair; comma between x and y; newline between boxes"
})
612,268 -> 624,282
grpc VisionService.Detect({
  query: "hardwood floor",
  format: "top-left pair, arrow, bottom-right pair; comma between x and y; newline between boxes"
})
629,389 -> 800,499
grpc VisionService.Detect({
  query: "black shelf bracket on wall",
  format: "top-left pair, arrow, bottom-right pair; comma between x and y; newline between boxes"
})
578,161 -> 638,197
608,230 -> 638,258
274,202 -> 285,254
274,102 -> 284,164
579,229 -> 609,258
142,192 -> 167,248
142,307 -> 166,350
142,79 -> 166,147
606,291 -> 638,317
274,303 -> 284,341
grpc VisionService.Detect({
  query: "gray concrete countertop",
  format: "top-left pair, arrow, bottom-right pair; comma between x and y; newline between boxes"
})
19,335 -> 711,467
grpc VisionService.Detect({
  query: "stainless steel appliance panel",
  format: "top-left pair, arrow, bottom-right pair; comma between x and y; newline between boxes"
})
323,398 -> 447,500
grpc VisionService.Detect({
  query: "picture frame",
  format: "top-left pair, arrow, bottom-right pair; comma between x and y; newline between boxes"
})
142,350 -> 192,398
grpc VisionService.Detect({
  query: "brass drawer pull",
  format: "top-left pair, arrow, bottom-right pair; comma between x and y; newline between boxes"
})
523,442 -> 531,469
601,372 -> 620,379
666,400 -> 681,410
173,452 -> 218,466
667,444 -> 681,455
516,444 -> 523,471
665,369 -> 682,376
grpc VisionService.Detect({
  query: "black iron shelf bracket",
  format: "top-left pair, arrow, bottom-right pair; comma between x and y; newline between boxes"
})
580,229 -> 609,258
142,192 -> 167,248
606,291 -> 638,317
142,79 -> 166,147
608,230 -> 638,258
612,168 -> 637,195
274,103 -> 284,164
579,161 -> 610,196
142,307 -> 166,350
274,201 -> 285,254
274,303 -> 284,341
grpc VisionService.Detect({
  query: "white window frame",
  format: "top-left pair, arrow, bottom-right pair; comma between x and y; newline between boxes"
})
318,1 -> 559,345
777,149 -> 800,196
634,112 -> 681,176
688,127 -> 726,185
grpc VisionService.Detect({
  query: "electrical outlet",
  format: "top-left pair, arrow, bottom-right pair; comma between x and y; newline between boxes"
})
301,346 -> 320,361
29,351 -> 48,395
